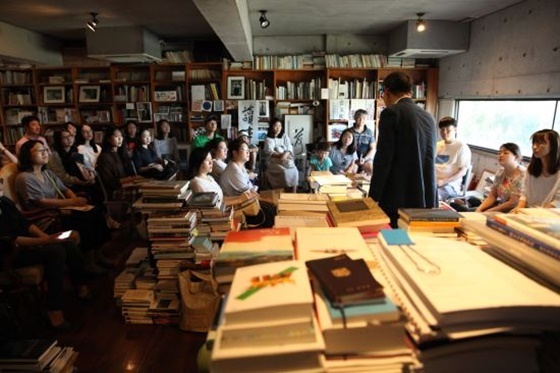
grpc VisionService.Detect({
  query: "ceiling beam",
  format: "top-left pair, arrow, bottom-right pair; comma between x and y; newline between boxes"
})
0,21 -> 62,65
192,0 -> 252,62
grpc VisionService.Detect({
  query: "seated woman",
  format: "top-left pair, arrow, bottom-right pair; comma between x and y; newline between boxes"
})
133,129 -> 176,180
49,130 -> 100,200
263,118 -> 299,192
515,129 -> 560,210
476,143 -> 525,213
123,120 -> 140,158
0,195 -> 91,330
97,126 -> 143,201
330,128 -> 358,175
219,138 -> 276,228
208,138 -> 228,181
192,115 -> 224,149
14,140 -> 110,261
153,119 -> 180,164
77,124 -> 102,172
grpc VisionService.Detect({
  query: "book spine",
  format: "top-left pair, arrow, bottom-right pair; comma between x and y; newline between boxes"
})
402,215 -> 460,222
486,218 -> 560,261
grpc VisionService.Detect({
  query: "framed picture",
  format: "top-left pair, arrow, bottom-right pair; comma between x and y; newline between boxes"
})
136,102 -> 153,123
327,123 -> 349,142
154,90 -> 177,102
43,86 -> 65,104
475,170 -> 496,196
227,76 -> 245,99
213,100 -> 224,112
79,86 -> 100,103
257,100 -> 269,117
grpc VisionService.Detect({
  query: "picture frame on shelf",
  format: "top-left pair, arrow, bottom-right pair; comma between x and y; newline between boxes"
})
43,86 -> 65,104
154,90 -> 178,102
213,100 -> 224,112
136,102 -> 153,123
257,100 -> 269,118
79,86 -> 100,103
327,123 -> 349,142
227,76 -> 245,99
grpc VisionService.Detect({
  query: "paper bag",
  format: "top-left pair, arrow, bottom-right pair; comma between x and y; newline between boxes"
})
179,270 -> 220,332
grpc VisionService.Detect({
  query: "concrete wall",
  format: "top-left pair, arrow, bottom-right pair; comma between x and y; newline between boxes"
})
253,34 -> 387,55
437,0 -> 560,179
0,21 -> 62,65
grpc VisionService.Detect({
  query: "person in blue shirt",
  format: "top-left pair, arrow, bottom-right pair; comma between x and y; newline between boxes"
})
309,142 -> 333,173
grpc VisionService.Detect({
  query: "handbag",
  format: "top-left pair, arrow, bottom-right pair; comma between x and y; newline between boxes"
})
178,270 -> 220,332
234,196 -> 261,217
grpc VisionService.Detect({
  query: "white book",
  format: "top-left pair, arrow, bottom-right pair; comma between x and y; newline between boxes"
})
224,260 -> 313,325
377,230 -> 560,330
295,227 -> 374,263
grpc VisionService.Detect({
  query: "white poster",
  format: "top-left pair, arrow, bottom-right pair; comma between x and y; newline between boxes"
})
238,100 -> 259,145
285,114 -> 313,156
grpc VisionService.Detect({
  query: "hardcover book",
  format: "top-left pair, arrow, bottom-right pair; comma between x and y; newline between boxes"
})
305,254 -> 385,306
295,226 -> 373,263
327,197 -> 389,228
398,208 -> 463,222
186,192 -> 219,207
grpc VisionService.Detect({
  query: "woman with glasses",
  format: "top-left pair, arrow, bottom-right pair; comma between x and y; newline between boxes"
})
208,138 -> 228,181
514,129 -> 560,210
14,140 -> 111,269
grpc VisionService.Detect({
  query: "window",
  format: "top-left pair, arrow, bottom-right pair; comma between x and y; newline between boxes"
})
456,100 -> 559,157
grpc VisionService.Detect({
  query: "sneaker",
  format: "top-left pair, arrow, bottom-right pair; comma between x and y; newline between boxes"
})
106,217 -> 122,230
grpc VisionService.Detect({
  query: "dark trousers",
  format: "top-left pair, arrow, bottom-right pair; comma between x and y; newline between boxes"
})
61,207 -> 110,252
13,241 -> 88,311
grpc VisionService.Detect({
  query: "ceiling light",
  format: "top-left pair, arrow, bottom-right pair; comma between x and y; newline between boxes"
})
416,12 -> 426,32
87,12 -> 98,32
259,10 -> 270,29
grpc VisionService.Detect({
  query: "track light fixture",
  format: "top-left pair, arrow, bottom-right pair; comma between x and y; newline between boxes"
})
259,10 -> 270,29
416,12 -> 426,32
87,12 -> 99,32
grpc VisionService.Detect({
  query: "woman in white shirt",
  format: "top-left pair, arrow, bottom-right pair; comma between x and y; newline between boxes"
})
208,138 -> 228,181
153,119 -> 179,163
77,124 -> 102,172
263,118 -> 299,192
187,147 -> 225,204
515,129 -> 560,210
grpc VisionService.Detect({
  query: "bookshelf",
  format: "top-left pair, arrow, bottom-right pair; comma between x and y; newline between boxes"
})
151,64 -> 187,142
186,62 -> 223,141
0,60 -> 438,148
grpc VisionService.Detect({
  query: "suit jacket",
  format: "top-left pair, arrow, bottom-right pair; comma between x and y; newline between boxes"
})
369,97 -> 437,224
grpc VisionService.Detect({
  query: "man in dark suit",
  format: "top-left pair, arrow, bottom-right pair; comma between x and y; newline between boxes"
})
368,72 -> 437,227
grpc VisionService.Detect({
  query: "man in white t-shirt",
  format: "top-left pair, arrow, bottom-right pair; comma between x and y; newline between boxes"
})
436,117 -> 471,200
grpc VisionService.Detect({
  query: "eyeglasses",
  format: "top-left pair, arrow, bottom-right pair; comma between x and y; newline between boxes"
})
32,148 -> 49,154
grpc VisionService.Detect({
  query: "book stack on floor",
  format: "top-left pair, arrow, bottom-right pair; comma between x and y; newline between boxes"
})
327,197 -> 390,237
376,229 -> 560,372
133,180 -> 190,212
397,207 -> 463,235
212,227 -> 294,292
147,297 -> 181,325
114,247 -> 150,301
120,289 -> 155,324
463,209 -> 560,291
185,192 -> 237,241
275,193 -> 331,236
0,339 -> 78,373
211,260 -> 325,373
308,172 -> 353,197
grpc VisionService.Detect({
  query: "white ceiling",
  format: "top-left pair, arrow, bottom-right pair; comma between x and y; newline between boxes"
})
0,0 -> 523,42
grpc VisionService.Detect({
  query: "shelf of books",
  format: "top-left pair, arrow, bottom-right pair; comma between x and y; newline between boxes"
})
112,65 -> 151,126
187,62 -> 223,141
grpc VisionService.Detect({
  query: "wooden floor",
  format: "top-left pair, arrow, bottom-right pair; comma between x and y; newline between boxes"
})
10,233 -> 207,373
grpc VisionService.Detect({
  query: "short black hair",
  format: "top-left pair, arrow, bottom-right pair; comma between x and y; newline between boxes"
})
383,72 -> 413,95
438,116 -> 457,128
204,115 -> 218,125
21,115 -> 40,127
353,109 -> 368,120
315,141 -> 331,152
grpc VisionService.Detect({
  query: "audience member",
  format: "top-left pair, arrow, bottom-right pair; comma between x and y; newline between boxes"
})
133,129 -> 176,180
349,109 -> 375,175
192,115 -> 223,149
208,138 -> 228,181
330,128 -> 358,175
309,141 -> 332,173
436,116 -> 472,201
476,143 -> 525,212
77,124 -> 102,172
15,115 -> 50,155
49,129 -> 96,189
0,194 -> 92,330
263,118 -> 299,192
123,120 -> 140,158
15,140 -> 110,265
153,119 -> 179,163
237,130 -> 258,171
515,129 -> 560,210
368,71 -> 437,227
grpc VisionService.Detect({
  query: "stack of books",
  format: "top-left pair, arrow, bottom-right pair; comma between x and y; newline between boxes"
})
211,261 -> 325,373
114,247 -> 151,300
121,289 -> 155,324
0,339 -> 78,373
327,197 -> 390,236
133,180 -> 190,211
212,228 -> 294,290
147,297 -> 181,325
376,229 -> 560,371
397,207 -> 463,234
308,173 -> 353,196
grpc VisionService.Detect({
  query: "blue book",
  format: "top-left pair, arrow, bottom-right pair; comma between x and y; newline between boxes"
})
325,295 -> 400,325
